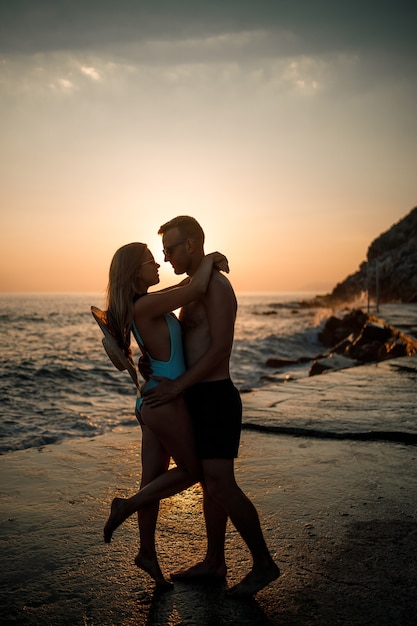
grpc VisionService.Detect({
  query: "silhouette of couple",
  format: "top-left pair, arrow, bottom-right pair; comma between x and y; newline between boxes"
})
99,216 -> 279,596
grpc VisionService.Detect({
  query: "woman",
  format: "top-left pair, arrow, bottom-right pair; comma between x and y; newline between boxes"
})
102,242 -> 227,587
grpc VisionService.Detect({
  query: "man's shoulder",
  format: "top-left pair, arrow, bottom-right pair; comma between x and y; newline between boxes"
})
210,269 -> 234,290
208,271 -> 237,306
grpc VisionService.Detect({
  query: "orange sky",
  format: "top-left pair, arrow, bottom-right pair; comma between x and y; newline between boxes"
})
1,2 -> 416,294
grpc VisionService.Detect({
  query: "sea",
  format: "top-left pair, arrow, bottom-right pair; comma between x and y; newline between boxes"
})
1,292 -> 416,455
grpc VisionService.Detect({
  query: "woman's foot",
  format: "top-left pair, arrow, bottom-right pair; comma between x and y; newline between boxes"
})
135,553 -> 173,589
103,497 -> 128,543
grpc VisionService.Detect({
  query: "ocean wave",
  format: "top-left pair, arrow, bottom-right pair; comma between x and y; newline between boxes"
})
1,294 -> 416,454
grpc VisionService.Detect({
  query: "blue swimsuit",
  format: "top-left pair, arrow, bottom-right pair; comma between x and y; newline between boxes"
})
132,313 -> 186,413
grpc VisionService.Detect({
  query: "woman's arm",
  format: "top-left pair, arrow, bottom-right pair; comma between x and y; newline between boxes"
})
136,252 -> 228,319
152,276 -> 191,292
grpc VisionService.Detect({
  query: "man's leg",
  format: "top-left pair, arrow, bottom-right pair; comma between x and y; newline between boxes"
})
202,458 -> 280,595
170,482 -> 228,580
201,484 -> 228,575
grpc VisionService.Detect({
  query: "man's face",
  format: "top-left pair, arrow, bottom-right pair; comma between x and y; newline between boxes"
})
161,227 -> 191,275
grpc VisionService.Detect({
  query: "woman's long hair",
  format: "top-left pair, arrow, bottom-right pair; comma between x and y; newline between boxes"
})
105,242 -> 148,356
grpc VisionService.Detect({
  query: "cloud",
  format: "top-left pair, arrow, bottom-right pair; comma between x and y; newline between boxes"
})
1,0 -> 416,62
0,1 -> 416,111
56,78 -> 75,92
80,66 -> 101,81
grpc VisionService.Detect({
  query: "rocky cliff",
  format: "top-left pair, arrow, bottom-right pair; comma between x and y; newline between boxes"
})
323,206 -> 417,304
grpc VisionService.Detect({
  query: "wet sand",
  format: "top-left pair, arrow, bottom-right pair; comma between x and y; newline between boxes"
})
1,357 -> 417,625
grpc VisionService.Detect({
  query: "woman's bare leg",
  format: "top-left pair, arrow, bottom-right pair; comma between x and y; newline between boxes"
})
104,398 -> 200,542
135,424 -> 172,587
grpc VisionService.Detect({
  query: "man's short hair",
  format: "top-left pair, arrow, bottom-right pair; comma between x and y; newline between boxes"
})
158,216 -> 205,245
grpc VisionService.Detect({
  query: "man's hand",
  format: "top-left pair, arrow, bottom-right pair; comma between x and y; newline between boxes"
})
143,378 -> 183,407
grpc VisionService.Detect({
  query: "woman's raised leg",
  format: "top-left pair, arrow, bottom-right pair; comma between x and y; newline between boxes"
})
104,398 -> 200,542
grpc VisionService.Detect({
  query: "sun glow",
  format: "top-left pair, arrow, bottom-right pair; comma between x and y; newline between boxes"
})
1,5 -> 415,293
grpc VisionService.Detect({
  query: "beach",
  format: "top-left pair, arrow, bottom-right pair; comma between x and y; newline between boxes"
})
1,354 -> 417,625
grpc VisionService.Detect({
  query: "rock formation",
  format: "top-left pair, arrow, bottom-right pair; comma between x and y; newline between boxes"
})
264,208 -> 417,380
264,308 -> 417,379
323,206 -> 417,304
308,309 -> 417,376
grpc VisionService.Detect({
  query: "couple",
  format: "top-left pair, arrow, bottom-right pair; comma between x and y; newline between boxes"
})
102,216 -> 279,596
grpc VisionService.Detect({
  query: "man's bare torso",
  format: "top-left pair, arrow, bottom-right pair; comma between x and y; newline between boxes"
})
180,271 -> 237,382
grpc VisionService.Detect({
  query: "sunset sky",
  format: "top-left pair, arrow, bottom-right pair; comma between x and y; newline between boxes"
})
1,1 -> 416,294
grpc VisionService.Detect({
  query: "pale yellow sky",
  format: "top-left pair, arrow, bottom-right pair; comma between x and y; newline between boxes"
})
1,2 -> 416,294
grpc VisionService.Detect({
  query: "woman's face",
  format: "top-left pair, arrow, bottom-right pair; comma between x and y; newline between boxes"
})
138,250 -> 160,288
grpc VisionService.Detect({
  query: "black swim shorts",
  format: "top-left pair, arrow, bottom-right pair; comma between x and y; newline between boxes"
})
184,379 -> 242,459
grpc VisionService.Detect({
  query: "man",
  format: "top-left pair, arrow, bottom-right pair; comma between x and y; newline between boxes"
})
144,216 -> 280,596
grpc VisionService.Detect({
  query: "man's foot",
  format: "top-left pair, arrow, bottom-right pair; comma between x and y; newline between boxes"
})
170,560 -> 227,582
103,497 -> 128,543
135,553 -> 173,589
227,562 -> 280,597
